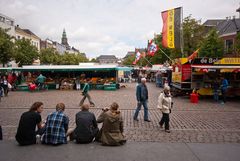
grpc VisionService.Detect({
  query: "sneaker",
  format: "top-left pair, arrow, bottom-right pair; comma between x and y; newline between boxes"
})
159,122 -> 163,128
36,135 -> 41,144
133,118 -> 139,121
221,102 -> 224,105
165,130 -> 170,133
144,119 -> 151,122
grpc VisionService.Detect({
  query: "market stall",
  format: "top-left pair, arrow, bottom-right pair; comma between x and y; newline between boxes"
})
10,64 -> 132,91
191,58 -> 240,96
171,57 -> 240,96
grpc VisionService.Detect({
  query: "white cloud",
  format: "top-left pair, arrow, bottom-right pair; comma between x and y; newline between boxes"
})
0,0 -> 239,58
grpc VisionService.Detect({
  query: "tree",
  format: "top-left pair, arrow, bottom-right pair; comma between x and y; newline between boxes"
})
122,55 -> 136,66
199,29 -> 224,57
150,34 -> 173,65
235,32 -> 240,56
0,28 -> 14,67
14,38 -> 39,66
90,58 -> 97,62
57,52 -> 88,65
183,15 -> 204,56
40,48 -> 59,65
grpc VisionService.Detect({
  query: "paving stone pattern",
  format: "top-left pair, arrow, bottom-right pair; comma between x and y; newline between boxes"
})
0,83 -> 240,143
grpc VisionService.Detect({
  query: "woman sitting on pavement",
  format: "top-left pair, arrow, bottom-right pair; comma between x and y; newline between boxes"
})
15,102 -> 45,145
42,103 -> 69,145
68,104 -> 99,143
96,102 -> 126,146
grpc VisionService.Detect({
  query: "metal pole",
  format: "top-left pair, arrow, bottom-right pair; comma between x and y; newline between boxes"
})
180,7 -> 184,57
159,47 -> 173,61
142,56 -> 153,66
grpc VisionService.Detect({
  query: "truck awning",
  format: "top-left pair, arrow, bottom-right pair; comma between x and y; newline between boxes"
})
192,65 -> 240,73
191,65 -> 240,69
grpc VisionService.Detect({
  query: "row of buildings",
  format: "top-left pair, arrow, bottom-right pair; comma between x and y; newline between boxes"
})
0,12 -> 119,64
0,13 -> 82,55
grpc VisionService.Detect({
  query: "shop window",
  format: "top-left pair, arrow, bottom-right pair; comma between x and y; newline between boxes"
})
225,39 -> 234,54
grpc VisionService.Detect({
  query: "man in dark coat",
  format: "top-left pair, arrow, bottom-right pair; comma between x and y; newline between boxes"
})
133,78 -> 150,122
68,104 -> 99,143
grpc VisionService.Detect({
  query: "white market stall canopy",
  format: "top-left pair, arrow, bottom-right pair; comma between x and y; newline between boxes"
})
151,64 -> 172,72
3,65 -> 133,72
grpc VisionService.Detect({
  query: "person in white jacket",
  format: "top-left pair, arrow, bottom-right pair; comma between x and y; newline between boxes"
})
157,85 -> 172,133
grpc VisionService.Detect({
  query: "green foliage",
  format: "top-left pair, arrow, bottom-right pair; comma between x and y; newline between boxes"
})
58,52 -> 88,65
182,15 -> 204,56
146,34 -> 178,65
199,29 -> 224,57
40,48 -> 59,65
90,58 -> 97,62
235,32 -> 240,56
0,28 -> 14,66
14,38 -> 39,67
39,49 -> 88,65
122,54 -> 135,66
152,34 -> 172,64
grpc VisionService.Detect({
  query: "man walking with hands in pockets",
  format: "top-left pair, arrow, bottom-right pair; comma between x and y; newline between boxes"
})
133,78 -> 151,122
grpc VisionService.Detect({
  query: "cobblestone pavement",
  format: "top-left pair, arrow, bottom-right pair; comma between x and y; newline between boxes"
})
0,82 -> 240,143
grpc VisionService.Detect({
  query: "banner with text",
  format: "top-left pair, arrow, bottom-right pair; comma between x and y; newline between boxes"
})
161,7 -> 181,49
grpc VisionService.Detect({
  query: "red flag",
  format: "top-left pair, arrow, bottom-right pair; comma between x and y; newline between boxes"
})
132,50 -> 142,65
187,49 -> 199,61
147,40 -> 158,56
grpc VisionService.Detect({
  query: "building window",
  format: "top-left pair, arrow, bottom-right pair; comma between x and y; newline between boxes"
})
0,16 -> 5,22
225,39 -> 234,54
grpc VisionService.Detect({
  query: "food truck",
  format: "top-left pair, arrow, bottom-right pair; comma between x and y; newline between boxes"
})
171,57 -> 240,96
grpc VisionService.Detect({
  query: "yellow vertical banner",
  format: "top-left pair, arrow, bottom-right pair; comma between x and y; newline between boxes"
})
167,9 -> 175,48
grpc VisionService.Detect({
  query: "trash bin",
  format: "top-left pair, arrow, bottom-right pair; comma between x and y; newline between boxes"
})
190,93 -> 199,103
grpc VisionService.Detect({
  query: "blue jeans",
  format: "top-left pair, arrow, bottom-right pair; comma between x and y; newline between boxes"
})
213,91 -> 219,101
133,100 -> 149,120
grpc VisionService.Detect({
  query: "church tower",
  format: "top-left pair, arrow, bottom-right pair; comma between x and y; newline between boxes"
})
61,29 -> 70,49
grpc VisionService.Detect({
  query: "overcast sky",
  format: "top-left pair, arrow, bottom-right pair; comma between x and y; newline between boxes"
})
0,0 -> 239,58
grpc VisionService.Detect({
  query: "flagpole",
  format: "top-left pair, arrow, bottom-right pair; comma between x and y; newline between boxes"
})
180,7 -> 184,58
159,47 -> 173,62
142,56 -> 153,66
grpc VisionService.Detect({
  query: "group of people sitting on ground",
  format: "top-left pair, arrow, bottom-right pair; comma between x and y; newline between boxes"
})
15,102 -> 126,146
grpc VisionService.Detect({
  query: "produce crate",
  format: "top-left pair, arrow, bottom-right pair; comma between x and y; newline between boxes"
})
16,85 -> 29,91
47,84 -> 56,90
104,84 -> 116,91
104,86 -> 116,90
96,84 -> 104,90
